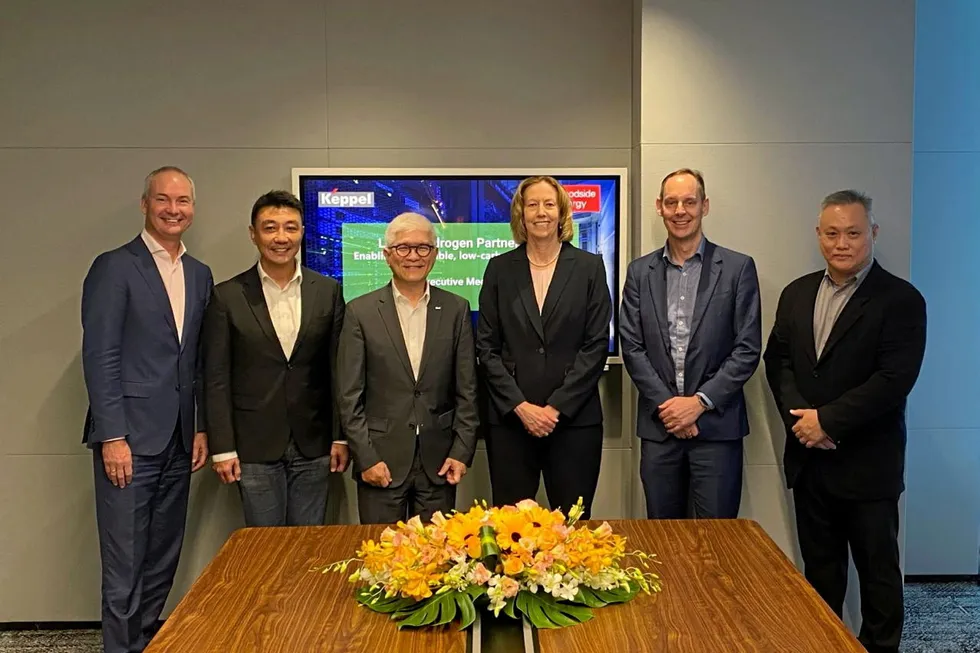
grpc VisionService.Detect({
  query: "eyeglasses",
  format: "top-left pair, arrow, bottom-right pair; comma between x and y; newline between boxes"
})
389,243 -> 434,258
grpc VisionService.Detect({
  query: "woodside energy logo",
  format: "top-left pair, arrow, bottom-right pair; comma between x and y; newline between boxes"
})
562,184 -> 601,212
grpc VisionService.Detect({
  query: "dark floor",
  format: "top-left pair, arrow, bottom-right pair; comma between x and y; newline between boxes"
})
0,582 -> 977,652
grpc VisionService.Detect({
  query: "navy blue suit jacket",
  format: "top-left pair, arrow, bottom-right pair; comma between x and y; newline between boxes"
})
81,235 -> 213,456
620,239 -> 761,442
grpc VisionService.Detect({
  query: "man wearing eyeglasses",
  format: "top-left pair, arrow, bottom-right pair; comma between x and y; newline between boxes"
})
336,212 -> 479,524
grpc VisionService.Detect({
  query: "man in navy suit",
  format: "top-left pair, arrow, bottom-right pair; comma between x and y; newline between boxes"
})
81,166 -> 213,653
621,168 -> 761,519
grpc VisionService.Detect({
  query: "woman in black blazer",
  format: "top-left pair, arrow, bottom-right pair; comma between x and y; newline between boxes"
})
476,176 -> 612,518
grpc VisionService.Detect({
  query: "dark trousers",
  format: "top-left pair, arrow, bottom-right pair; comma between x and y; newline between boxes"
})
356,445 -> 455,524
486,423 -> 603,519
238,438 -> 331,527
793,468 -> 903,653
639,437 -> 743,519
94,428 -> 190,653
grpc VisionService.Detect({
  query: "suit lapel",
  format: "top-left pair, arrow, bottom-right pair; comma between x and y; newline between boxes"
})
242,266 -> 286,361
290,271 -> 317,360
416,291 -> 444,383
378,284 -> 415,382
688,241 -> 720,341
648,255 -> 671,354
801,274 -> 822,367
541,244 -> 576,327
818,266 -> 876,362
515,249 -> 546,344
129,238 -> 178,343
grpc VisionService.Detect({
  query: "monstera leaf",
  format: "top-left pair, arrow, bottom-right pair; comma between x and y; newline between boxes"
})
513,591 -> 595,629
361,587 -> 485,631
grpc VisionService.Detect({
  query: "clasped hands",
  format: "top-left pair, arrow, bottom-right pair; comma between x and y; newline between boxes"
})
515,401 -> 560,437
659,396 -> 705,439
789,408 -> 836,450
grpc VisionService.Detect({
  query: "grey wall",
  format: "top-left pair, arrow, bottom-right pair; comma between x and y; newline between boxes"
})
0,0 -> 915,624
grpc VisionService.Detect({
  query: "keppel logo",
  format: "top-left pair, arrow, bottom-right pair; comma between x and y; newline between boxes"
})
563,185 -> 601,212
318,190 -> 375,208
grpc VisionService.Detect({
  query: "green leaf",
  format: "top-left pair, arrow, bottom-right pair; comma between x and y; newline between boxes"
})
396,598 -> 442,629
526,599 -> 560,629
594,583 -> 638,605
434,595 -> 458,626
573,587 -> 609,608
466,584 -> 487,601
455,592 -> 477,630
514,591 -> 594,629
502,598 -> 518,620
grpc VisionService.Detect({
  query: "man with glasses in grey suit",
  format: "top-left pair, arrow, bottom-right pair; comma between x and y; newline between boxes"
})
336,212 -> 479,524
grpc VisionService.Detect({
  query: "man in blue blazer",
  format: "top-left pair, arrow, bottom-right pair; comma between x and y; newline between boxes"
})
81,166 -> 213,653
621,169 -> 761,519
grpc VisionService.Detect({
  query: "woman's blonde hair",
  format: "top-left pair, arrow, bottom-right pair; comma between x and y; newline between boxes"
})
509,176 -> 574,244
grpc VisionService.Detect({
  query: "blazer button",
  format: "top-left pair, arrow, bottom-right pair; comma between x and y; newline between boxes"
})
537,347 -> 544,354
287,363 -> 293,370
812,371 -> 819,378
414,390 -> 421,397
408,423 -> 416,430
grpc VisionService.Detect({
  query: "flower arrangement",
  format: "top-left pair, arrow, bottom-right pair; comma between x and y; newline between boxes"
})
323,498 -> 662,630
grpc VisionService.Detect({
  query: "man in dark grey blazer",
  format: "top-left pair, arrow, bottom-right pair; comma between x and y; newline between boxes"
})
621,168 -> 762,519
336,212 -> 479,524
203,190 -> 349,527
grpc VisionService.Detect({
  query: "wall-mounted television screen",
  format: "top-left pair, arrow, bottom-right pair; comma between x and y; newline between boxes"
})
292,168 -> 627,358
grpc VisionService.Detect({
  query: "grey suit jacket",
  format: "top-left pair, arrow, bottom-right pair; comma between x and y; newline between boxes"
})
336,283 -> 479,487
620,239 -> 762,442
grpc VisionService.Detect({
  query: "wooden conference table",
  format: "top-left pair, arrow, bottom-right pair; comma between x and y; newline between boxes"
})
145,519 -> 865,653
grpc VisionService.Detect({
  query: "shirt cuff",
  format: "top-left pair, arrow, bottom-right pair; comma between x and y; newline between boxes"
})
103,436 -> 126,442
334,440 -> 348,445
212,451 -> 238,463
696,392 -> 715,411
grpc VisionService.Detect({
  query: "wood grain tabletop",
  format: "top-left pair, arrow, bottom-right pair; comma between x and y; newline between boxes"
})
145,525 -> 467,653
146,519 -> 863,653
536,519 -> 866,653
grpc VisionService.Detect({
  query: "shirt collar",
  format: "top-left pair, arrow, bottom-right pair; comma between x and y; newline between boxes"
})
824,259 -> 873,289
141,228 -> 186,260
258,260 -> 302,288
663,234 -> 705,265
392,281 -> 430,305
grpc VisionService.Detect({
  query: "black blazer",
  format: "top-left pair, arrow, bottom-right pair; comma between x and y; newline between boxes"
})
203,265 -> 345,463
476,242 -> 612,428
763,261 -> 926,500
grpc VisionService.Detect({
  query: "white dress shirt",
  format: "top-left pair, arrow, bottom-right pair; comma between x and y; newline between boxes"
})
392,281 -> 430,380
259,261 -> 303,359
141,229 -> 186,343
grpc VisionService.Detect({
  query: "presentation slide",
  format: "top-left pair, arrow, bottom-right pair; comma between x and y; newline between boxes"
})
297,174 -> 621,353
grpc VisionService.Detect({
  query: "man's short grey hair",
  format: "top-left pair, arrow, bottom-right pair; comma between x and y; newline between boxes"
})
384,212 -> 437,247
820,189 -> 875,225
142,166 -> 196,202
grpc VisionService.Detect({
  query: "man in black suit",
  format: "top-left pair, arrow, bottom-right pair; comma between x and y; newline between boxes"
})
336,212 -> 479,524
764,190 -> 926,653
203,190 -> 349,527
